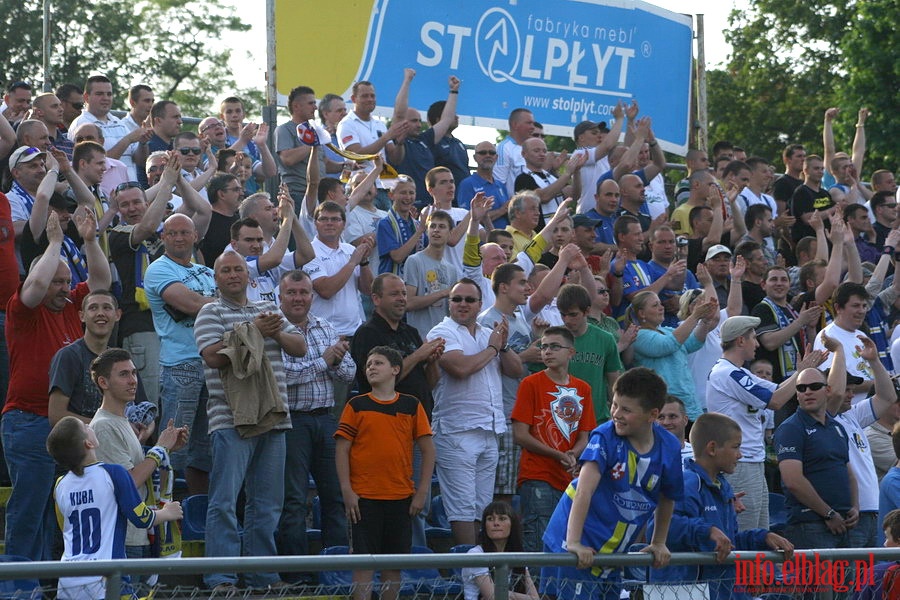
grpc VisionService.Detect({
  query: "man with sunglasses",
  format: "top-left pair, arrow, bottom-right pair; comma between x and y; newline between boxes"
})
55,83 -> 83,130
708,315 -> 825,531
427,278 -> 522,545
173,131 -> 215,201
458,141 -> 510,228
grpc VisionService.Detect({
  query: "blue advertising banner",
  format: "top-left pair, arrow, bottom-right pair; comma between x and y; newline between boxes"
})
276,0 -> 693,154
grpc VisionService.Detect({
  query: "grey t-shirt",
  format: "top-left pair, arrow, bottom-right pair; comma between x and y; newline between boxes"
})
403,252 -> 459,340
274,120 -> 327,195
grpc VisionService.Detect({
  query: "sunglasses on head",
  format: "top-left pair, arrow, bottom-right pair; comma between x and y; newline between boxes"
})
450,296 -> 480,304
115,181 -> 143,193
796,382 -> 826,393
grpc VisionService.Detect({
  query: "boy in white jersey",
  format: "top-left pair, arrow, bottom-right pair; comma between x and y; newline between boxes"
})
47,416 -> 182,600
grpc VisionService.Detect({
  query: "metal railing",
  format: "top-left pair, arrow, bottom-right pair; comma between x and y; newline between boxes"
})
2,547 -> 899,600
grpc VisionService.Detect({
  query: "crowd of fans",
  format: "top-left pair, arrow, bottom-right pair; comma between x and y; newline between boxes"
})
0,65 -> 899,597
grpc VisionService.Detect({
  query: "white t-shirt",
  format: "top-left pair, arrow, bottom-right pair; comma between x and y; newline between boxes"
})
494,136 -> 526,198
685,309 -> 727,412
644,172 -> 669,219
707,357 -> 778,462
336,111 -> 390,189
835,399 -> 880,512
302,237 -> 364,335
814,323 -> 875,405
344,204 -> 387,275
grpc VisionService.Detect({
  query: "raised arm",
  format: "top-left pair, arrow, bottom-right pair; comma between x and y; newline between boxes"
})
78,209 -> 111,292
612,117 -> 649,181
642,125 -> 667,181
257,195 -> 294,272
823,108 -> 838,175
131,153 -> 177,244
431,76 -> 460,141
252,122 -> 277,178
21,213 -> 65,308
815,219 -> 845,306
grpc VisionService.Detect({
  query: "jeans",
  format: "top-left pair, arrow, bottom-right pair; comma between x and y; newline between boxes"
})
122,331 -> 161,407
160,360 -> 210,472
0,311 -> 10,486
276,411 -> 347,578
519,480 -> 562,552
410,443 -> 431,548
848,511 -> 878,548
204,428 -> 286,589
2,410 -> 55,561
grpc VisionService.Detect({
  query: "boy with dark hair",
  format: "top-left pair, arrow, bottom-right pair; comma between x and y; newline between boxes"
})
648,412 -> 794,599
512,326 -> 596,551
556,283 -> 622,422
856,509 -> 900,600
335,346 -> 435,600
48,415 -> 182,600
541,367 -> 683,600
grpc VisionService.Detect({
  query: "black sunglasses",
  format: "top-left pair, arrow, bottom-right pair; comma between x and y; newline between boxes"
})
450,296 -> 480,303
796,382 -> 826,393
475,150 -> 497,156
178,147 -> 202,156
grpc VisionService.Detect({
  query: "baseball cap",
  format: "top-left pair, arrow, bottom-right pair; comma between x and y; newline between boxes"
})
705,244 -> 733,261
720,316 -> 760,343
573,121 -> 600,140
572,214 -> 600,228
10,146 -> 45,169
48,193 -> 77,212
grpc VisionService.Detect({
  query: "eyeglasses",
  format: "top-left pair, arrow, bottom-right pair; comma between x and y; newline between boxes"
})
450,296 -> 480,303
115,181 -> 143,193
475,150 -> 497,156
69,101 -> 84,110
796,382 -> 826,393
316,216 -> 343,223
538,343 -> 572,351
147,165 -> 163,173
224,186 -> 243,193
178,147 -> 202,156
597,289 -> 609,294
199,120 -> 224,133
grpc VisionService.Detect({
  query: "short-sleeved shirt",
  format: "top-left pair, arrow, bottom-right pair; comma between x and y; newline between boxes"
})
303,237 -> 365,336
834,399 -> 879,512
143,255 -> 216,366
494,136 -> 526,199
337,111 -> 390,189
514,170 -> 565,220
775,409 -> 852,524
194,297 -> 295,433
457,173 -> 510,229
335,392 -> 432,499
569,324 -> 623,422
351,311 -> 434,418
428,134 -> 470,195
427,316 -> 506,435
54,462 -> 155,600
4,282 -> 90,416
583,209 -> 616,245
707,358 -> 777,462
511,370 -> 596,490
403,251 -> 458,340
108,224 -> 164,339
275,119 -> 326,196
479,305 -> 534,416
789,185 -> 833,241
91,408 -> 150,546
398,130 -> 436,206
542,421 -> 684,556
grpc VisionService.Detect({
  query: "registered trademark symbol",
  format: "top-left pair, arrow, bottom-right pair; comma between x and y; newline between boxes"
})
641,41 -> 652,57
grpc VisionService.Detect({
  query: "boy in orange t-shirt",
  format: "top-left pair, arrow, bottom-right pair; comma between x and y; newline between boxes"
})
335,345 -> 435,600
511,326 -> 596,552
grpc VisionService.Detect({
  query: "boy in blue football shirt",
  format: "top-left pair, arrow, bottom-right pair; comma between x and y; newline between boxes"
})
542,367 -> 684,600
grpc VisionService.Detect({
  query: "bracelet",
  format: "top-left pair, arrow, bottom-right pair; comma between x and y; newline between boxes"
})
449,90 -> 459,94
488,344 -> 500,357
359,260 -> 370,267
612,271 -> 624,278
855,124 -> 864,127
47,168 -> 59,176
884,246 -> 895,256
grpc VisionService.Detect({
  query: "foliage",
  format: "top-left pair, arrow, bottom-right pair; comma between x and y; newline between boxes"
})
707,0 -> 899,173
0,0 -> 249,117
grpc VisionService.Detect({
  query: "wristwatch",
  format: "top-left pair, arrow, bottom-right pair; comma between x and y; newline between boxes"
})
500,344 -> 510,353
824,509 -> 837,520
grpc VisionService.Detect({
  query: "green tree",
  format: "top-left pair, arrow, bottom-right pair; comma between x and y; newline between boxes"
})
707,0 -> 898,172
0,0 -> 249,117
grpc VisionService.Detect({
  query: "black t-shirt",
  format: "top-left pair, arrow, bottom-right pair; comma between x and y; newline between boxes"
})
109,225 -> 165,340
772,173 -> 803,205
351,311 -> 434,419
789,185 -> 833,241
199,211 -> 238,267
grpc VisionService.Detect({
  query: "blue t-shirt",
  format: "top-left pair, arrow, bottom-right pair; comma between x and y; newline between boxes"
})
144,255 -> 216,365
543,421 -> 684,558
376,209 -> 418,276
458,173 -> 510,229
775,409 -> 852,524
397,129 -> 436,206
642,260 -> 700,327
583,209 -> 616,246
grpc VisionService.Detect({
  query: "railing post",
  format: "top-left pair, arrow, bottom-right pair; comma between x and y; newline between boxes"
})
105,570 -> 122,600
494,562 -> 509,600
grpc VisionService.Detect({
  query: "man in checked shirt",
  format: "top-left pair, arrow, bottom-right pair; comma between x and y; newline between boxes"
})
276,269 -> 355,580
